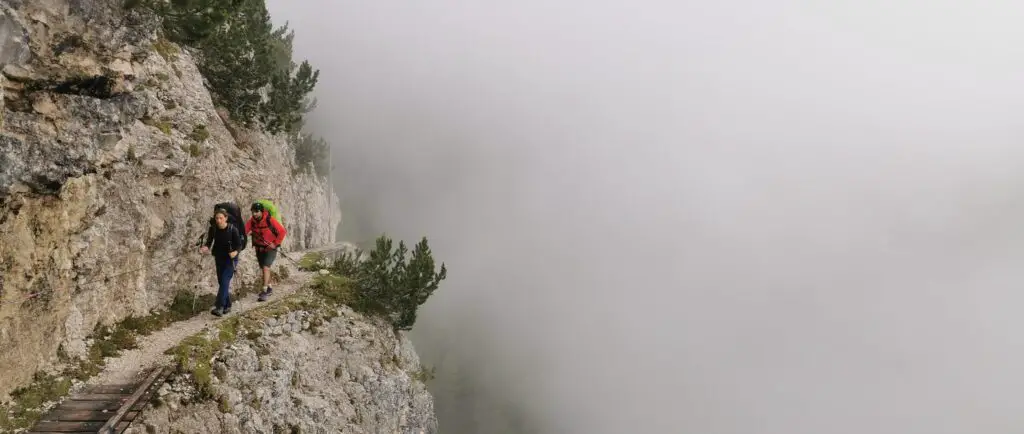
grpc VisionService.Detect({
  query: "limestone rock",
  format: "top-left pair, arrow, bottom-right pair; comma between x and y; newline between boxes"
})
0,0 -> 343,401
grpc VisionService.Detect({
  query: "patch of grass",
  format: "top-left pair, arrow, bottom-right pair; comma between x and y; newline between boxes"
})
411,365 -> 436,383
218,395 -> 232,413
168,313 -> 262,401
153,38 -> 179,62
0,372 -> 72,430
141,116 -> 172,135
278,265 -> 291,279
155,72 -> 170,81
296,252 -> 324,271
189,125 -> 209,142
310,274 -> 356,308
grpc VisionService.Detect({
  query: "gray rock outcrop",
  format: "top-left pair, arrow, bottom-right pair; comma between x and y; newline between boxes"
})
0,0 -> 342,398
130,306 -> 438,434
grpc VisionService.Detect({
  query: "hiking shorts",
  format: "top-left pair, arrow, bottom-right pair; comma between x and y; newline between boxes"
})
256,249 -> 277,268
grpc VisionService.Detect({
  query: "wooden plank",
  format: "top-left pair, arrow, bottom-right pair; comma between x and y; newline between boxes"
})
25,431 -> 97,434
30,420 -> 107,431
37,409 -> 111,421
68,393 -> 130,401
51,400 -> 122,411
113,420 -> 131,433
97,367 -> 164,433
84,384 -> 135,394
120,410 -> 139,422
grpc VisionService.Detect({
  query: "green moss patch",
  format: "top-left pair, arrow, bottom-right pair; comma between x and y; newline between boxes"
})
296,252 -> 325,271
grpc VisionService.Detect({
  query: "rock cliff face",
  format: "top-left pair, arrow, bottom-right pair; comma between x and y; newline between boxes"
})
129,305 -> 438,434
0,0 -> 341,398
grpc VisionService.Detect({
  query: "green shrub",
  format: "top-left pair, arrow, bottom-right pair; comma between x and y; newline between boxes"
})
330,235 -> 447,331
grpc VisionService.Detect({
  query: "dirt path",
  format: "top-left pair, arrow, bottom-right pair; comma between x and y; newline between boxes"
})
86,245 -> 341,386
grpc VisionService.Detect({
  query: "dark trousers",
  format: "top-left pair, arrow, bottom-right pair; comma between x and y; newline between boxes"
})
215,255 -> 238,309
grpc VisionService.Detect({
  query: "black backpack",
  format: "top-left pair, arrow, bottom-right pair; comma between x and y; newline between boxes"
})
206,201 -> 248,251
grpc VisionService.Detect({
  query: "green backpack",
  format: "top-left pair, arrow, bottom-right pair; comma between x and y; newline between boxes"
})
255,199 -> 282,224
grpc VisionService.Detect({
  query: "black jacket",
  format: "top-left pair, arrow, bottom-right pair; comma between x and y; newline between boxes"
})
205,224 -> 242,258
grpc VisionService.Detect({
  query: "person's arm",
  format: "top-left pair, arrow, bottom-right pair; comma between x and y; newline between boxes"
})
229,226 -> 241,258
271,217 -> 287,246
244,218 -> 253,235
200,219 -> 214,253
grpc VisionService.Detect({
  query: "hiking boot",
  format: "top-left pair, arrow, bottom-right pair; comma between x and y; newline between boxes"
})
257,288 -> 273,302
211,307 -> 224,317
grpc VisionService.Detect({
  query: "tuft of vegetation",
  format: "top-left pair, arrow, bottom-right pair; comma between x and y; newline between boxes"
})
189,124 -> 210,142
326,234 -> 447,331
131,0 -> 319,134
0,372 -> 72,430
412,365 -> 436,383
219,395 -> 232,413
296,252 -> 325,271
142,116 -> 173,135
309,274 -> 357,308
151,38 -> 180,62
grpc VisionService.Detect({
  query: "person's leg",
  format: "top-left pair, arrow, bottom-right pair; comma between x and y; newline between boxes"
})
223,257 -> 237,312
212,256 -> 226,314
215,256 -> 232,314
257,250 -> 277,301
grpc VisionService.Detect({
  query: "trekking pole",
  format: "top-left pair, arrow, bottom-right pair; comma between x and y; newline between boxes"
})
192,261 -> 202,313
194,234 -> 215,313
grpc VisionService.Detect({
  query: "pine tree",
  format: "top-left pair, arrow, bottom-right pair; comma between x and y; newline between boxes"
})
394,237 -> 447,330
338,234 -> 447,331
262,60 -> 319,133
294,133 -> 330,177
192,0 -> 276,125
133,0 -> 321,131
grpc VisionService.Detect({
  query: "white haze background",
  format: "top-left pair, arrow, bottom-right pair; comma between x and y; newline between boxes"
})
267,1 -> 1024,433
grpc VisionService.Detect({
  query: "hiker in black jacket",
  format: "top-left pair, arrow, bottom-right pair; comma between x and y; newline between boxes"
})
199,209 -> 242,316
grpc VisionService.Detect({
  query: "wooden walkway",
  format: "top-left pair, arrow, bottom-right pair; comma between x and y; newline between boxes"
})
27,367 -> 170,434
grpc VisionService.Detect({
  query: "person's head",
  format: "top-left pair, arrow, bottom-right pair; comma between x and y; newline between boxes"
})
251,202 -> 264,220
214,209 -> 229,229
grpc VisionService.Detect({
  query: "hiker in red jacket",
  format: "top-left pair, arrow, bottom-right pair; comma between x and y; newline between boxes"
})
245,202 -> 287,302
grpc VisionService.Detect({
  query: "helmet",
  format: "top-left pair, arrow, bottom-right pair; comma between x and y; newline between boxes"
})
251,202 -> 264,213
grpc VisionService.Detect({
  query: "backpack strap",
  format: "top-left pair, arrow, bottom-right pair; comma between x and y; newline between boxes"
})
267,215 -> 280,238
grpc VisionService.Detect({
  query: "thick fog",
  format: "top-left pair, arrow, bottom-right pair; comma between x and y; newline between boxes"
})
266,1 -> 1024,433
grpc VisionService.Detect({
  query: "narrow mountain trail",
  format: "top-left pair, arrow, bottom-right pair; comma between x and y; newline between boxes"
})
84,244 -> 341,387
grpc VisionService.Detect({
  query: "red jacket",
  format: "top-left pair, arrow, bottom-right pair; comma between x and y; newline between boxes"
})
245,211 -> 287,251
